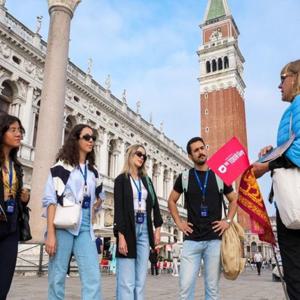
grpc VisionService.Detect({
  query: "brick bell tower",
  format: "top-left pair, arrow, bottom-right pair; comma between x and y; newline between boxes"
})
198,0 -> 249,229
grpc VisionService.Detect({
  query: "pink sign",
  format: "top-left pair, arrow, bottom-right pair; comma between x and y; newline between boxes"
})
207,137 -> 250,186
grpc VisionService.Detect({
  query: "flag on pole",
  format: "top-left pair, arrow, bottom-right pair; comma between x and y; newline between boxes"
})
238,168 -> 276,245
207,136 -> 276,245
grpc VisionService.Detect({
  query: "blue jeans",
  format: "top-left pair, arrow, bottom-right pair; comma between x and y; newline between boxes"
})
116,216 -> 150,300
48,208 -> 102,300
180,239 -> 221,300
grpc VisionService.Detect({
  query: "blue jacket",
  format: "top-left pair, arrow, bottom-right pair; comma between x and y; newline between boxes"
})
277,94 -> 300,167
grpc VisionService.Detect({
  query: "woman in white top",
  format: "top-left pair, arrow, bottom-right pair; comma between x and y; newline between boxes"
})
42,124 -> 104,300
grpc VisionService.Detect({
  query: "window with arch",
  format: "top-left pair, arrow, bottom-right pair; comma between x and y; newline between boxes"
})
0,81 -> 14,113
212,59 -> 217,72
204,109 -> 209,115
218,57 -> 223,70
205,127 -> 209,133
206,61 -> 211,73
251,242 -> 257,253
224,56 -> 229,69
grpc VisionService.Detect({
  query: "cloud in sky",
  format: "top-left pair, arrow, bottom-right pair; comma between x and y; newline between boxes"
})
5,0 -> 300,214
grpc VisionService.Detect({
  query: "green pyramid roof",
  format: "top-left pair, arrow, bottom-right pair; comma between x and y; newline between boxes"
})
206,0 -> 226,21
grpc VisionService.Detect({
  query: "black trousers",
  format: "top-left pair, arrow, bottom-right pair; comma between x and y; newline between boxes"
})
256,262 -> 262,275
277,212 -> 300,300
151,262 -> 159,275
0,230 -> 19,300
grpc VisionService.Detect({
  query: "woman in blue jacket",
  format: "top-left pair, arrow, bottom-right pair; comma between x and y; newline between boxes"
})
43,124 -> 104,300
254,59 -> 300,300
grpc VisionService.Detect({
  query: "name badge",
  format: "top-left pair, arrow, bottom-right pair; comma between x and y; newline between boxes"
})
82,195 -> 91,209
6,199 -> 16,214
136,211 -> 145,224
200,204 -> 208,218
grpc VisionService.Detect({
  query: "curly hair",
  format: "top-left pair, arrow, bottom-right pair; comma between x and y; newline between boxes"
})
56,124 -> 96,169
0,114 -> 25,167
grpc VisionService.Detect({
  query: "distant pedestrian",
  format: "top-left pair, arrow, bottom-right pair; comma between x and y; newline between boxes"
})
171,237 -> 180,277
149,249 -> 159,276
109,238 -> 117,274
254,251 -> 263,276
96,236 -> 104,264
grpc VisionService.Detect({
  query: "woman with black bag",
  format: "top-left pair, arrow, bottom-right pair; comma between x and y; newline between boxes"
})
0,114 -> 30,300
253,59 -> 300,300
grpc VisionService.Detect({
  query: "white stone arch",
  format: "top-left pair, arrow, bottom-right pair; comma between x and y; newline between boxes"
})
0,79 -> 16,113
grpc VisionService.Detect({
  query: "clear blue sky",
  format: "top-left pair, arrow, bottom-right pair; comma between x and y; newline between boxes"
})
5,0 -> 300,215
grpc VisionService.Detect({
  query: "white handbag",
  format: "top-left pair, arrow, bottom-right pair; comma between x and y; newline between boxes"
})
273,167 -> 300,229
53,203 -> 81,229
53,186 -> 81,229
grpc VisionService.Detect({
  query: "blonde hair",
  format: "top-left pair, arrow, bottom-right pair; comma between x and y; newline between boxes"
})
122,144 -> 148,177
281,59 -> 300,100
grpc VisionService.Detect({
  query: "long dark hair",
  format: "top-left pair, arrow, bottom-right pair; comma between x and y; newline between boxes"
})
56,124 -> 96,169
0,114 -> 25,166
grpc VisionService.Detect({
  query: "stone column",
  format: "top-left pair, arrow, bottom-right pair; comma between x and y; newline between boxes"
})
156,163 -> 164,198
146,157 -> 153,178
21,85 -> 34,145
116,140 -> 125,175
30,0 -> 81,242
99,131 -> 109,176
94,140 -> 102,172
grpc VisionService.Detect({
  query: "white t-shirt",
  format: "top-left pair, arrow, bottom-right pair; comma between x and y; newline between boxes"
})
254,253 -> 263,263
130,177 -> 148,211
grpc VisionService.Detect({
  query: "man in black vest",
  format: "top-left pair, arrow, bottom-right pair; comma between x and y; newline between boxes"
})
168,137 -> 238,300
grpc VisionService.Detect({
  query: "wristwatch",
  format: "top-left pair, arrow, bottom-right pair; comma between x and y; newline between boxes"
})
225,219 -> 232,225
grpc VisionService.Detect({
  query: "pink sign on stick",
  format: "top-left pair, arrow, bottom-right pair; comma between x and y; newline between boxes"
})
207,137 -> 250,186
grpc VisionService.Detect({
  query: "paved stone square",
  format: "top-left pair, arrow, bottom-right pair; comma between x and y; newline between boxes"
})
8,268 -> 285,300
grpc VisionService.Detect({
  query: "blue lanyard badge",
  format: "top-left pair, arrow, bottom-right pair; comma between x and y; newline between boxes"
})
79,164 -> 90,209
131,176 -> 142,205
194,169 -> 209,202
6,160 -> 16,214
131,176 -> 144,224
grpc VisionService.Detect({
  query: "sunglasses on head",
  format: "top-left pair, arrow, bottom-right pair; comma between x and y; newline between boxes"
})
135,151 -> 147,161
81,134 -> 96,142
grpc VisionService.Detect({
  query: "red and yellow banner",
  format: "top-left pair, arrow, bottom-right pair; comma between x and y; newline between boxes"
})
238,168 -> 276,245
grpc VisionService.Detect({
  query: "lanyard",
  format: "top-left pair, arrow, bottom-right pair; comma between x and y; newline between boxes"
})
3,160 -> 14,195
130,176 -> 142,205
9,160 -> 13,193
79,164 -> 88,192
194,168 -> 209,201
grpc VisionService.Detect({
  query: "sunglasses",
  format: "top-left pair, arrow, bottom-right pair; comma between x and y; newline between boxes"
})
81,134 -> 96,142
135,151 -> 147,161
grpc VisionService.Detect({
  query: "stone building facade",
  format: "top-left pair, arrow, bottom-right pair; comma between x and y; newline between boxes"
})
0,4 -> 190,247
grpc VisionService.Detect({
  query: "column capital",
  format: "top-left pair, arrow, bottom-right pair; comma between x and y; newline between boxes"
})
48,0 -> 81,17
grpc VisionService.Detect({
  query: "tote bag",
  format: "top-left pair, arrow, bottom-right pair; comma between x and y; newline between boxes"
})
272,167 -> 300,229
